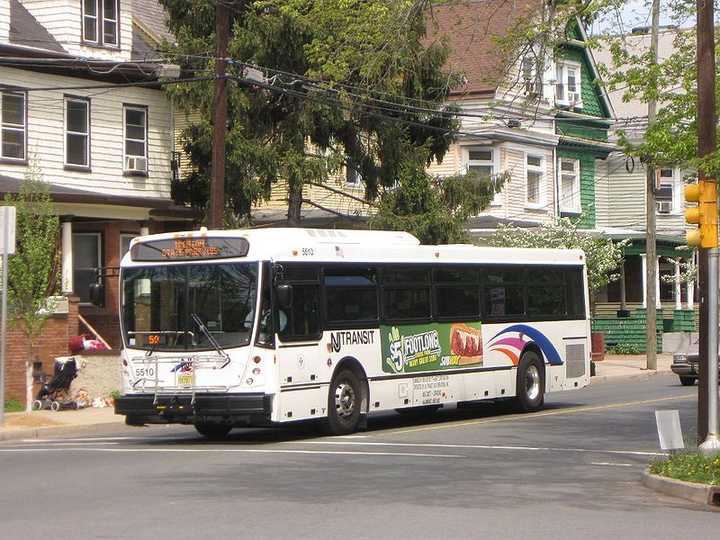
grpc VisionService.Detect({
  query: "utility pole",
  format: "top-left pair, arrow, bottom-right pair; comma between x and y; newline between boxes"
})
208,1 -> 230,229
645,0 -> 660,370
696,0 -> 720,453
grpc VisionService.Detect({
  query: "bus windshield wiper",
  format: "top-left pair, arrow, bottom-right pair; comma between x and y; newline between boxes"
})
191,313 -> 231,368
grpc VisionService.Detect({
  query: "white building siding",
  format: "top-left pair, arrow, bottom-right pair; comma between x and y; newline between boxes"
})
0,66 -> 173,199
21,0 -> 133,61
428,139 -> 556,224
596,152 -> 688,233
0,0 -> 10,42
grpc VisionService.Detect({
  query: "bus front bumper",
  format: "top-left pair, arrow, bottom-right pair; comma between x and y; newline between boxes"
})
115,393 -> 273,425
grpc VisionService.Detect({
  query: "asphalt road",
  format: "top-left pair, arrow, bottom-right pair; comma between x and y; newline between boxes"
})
1,374 -> 716,540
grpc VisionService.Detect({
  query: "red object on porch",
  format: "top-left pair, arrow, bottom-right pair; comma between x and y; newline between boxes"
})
591,331 -> 605,362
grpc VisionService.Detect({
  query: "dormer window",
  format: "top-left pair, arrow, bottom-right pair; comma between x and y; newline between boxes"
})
555,61 -> 582,107
83,0 -> 119,48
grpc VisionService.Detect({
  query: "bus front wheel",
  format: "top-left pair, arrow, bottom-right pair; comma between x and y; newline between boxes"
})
513,351 -> 545,413
326,369 -> 363,435
195,422 -> 232,440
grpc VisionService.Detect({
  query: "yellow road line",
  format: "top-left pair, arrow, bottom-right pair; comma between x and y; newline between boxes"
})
384,393 -> 695,435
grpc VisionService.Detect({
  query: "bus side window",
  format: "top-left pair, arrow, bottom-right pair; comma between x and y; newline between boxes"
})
279,283 -> 321,341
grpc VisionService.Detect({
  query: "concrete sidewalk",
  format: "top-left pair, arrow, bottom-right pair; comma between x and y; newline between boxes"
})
1,354 -> 675,441
0,406 -> 124,441
592,353 -> 674,382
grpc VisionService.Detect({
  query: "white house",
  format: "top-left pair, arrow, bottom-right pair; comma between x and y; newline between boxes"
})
0,0 -> 190,350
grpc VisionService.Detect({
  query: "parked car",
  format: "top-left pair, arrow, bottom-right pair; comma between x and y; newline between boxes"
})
671,351 -> 720,386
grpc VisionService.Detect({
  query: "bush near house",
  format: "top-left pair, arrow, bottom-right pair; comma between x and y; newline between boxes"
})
3,399 -> 24,413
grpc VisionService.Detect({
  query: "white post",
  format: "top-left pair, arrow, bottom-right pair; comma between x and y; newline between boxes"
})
674,259 -> 682,310
655,256 -> 661,309
140,225 -> 149,237
61,221 -> 73,294
0,211 -> 8,426
688,278 -> 695,309
641,254 -> 647,308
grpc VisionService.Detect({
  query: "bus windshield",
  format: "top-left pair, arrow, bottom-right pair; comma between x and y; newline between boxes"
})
121,262 -> 258,351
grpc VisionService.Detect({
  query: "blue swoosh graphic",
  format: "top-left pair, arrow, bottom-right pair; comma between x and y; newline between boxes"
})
490,324 -> 563,365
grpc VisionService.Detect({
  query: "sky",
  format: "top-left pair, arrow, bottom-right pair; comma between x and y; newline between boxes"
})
590,0 -> 687,36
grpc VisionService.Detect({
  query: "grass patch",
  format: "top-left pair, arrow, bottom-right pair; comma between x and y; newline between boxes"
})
4,399 -> 24,413
650,452 -> 720,486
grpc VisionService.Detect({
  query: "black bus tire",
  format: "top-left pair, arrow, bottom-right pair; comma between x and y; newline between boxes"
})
195,422 -> 232,440
325,369 -> 363,435
513,350 -> 545,413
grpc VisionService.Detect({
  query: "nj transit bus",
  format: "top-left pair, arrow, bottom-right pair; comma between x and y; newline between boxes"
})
114,228 -> 590,438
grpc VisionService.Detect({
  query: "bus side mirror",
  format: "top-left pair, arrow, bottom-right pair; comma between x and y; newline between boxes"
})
89,283 -> 105,306
275,284 -> 293,309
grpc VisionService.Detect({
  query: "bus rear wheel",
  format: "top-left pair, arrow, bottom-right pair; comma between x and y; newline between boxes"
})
512,351 -> 545,413
195,422 -> 232,440
325,369 -> 363,435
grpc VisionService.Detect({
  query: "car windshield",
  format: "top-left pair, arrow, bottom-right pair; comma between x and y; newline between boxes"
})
121,262 -> 258,351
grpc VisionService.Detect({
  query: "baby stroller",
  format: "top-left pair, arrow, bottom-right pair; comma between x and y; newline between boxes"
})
32,357 -> 79,411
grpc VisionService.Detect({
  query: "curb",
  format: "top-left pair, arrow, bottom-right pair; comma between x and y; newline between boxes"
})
0,420 -> 126,442
591,369 -> 671,384
642,469 -> 720,507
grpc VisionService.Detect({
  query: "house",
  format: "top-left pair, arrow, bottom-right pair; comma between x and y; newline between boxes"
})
215,1 -> 614,230
0,0 -> 190,406
424,0 -> 615,234
592,26 -> 696,352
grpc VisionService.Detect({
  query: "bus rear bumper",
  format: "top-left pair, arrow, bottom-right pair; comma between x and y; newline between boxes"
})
115,393 -> 273,426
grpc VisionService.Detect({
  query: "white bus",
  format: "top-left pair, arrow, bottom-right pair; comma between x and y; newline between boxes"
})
114,227 -> 590,438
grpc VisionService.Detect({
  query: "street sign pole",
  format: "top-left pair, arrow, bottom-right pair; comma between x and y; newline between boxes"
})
700,247 -> 720,454
0,209 -> 9,426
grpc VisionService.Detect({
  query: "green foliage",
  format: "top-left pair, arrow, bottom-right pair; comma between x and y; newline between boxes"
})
2,161 -> 60,345
597,5 -> 720,175
487,218 -> 627,294
3,399 -> 23,413
161,0 -> 460,223
608,343 -> 642,355
370,149 -> 505,244
650,452 -> 720,486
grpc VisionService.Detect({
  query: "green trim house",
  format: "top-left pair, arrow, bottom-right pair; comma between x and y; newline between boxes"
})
591,27 -> 697,353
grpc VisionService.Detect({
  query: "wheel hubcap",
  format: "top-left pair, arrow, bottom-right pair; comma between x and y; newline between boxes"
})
525,365 -> 540,401
334,381 -> 356,419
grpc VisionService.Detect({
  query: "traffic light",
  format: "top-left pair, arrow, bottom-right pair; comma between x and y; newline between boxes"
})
684,179 -> 718,248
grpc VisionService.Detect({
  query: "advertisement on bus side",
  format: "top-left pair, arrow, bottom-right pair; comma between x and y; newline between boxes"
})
382,322 -> 483,374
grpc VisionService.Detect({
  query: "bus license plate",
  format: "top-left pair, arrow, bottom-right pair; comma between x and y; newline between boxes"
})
177,373 -> 193,387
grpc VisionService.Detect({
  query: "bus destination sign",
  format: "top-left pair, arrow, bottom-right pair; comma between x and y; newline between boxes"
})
130,237 -> 249,261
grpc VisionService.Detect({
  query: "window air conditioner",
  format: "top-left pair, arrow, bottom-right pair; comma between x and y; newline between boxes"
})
656,200 -> 673,214
126,156 -> 147,172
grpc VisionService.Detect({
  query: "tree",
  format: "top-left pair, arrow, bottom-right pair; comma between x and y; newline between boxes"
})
3,162 -> 60,409
371,148 -> 507,244
161,0 -> 460,225
486,218 -> 627,305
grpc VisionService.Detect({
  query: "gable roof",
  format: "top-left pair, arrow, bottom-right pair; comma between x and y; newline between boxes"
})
427,0 -> 542,97
8,0 -> 65,53
133,0 -> 176,45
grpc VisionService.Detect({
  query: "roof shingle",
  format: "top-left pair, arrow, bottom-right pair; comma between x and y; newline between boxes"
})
428,0 -> 542,97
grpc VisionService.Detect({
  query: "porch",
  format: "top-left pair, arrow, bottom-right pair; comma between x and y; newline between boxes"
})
593,238 -> 696,352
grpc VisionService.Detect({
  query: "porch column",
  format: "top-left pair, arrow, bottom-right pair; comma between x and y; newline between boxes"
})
656,257 -> 662,308
61,219 -> 73,294
688,277 -> 695,308
641,254 -> 647,308
674,259 -> 682,310
619,260 -> 627,311
140,224 -> 149,236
